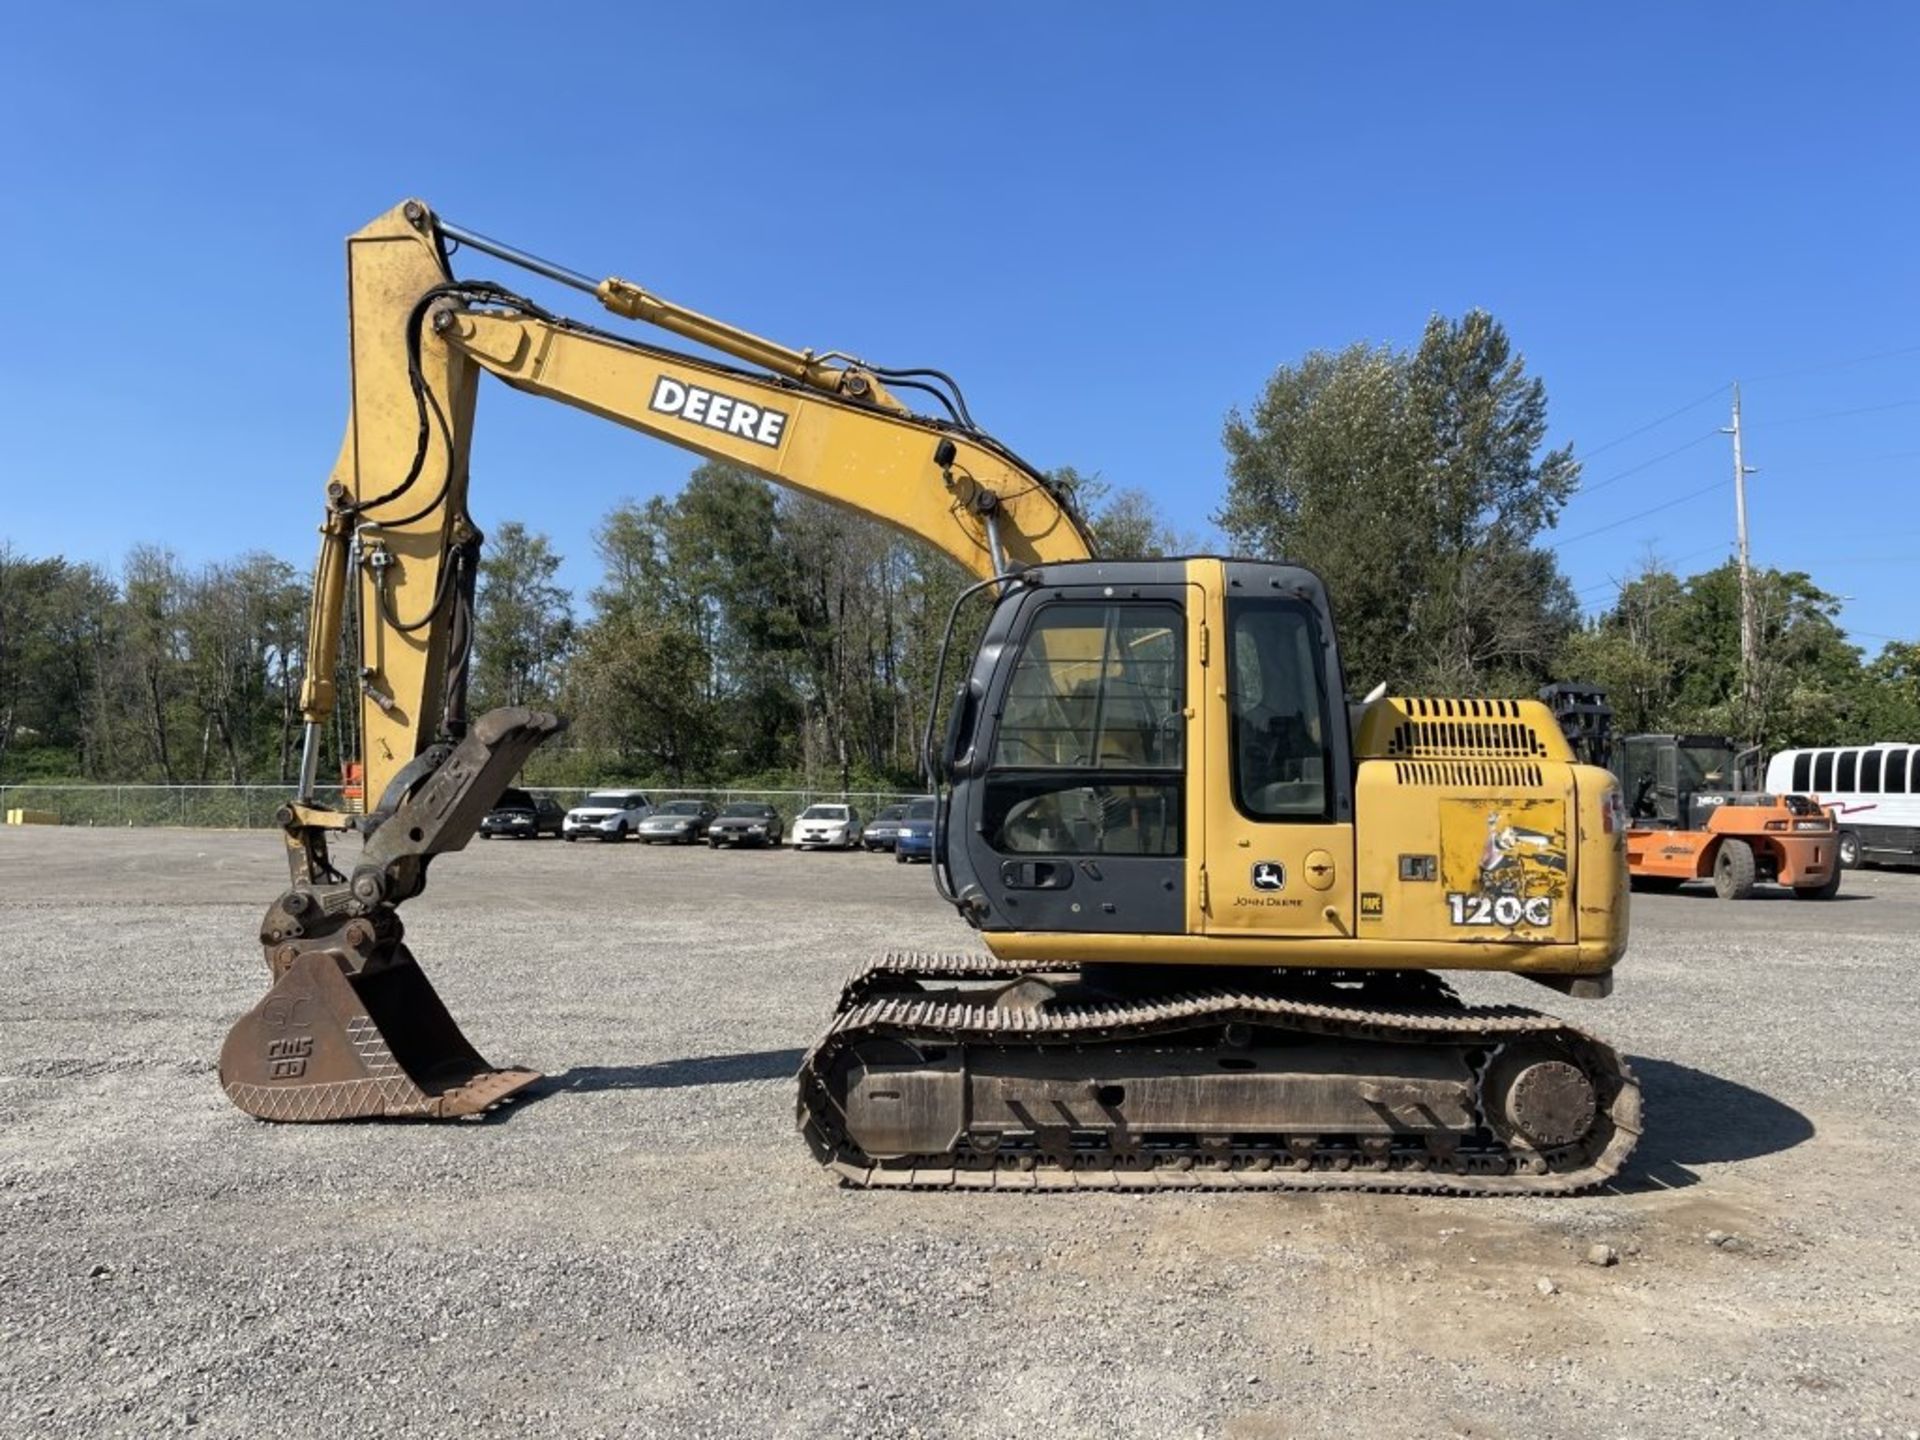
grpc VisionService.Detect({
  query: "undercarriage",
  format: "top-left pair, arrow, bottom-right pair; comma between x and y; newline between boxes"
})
799,954 -> 1641,1194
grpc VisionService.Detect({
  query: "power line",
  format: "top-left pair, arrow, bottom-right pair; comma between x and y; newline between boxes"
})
1746,343 -> 1920,383
1554,394 -> 1917,559
1746,397 -> 1919,429
1569,383 -> 1729,464
1558,349 -> 1915,494
1548,477 -> 1732,550
1762,554 -> 1915,566
1573,428 -> 1723,497
1767,448 -> 1920,468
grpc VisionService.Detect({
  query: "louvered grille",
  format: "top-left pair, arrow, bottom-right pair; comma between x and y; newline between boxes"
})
1384,697 -> 1553,760
1392,760 -> 1547,789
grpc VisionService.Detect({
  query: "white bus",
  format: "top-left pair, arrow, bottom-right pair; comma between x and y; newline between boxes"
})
1764,744 -> 1920,868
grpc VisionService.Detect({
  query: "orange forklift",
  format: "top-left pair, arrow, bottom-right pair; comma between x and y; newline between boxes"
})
1612,733 -> 1840,899
1541,687 -> 1840,901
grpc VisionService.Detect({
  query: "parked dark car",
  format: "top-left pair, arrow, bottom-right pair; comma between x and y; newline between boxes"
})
862,804 -> 911,852
480,787 -> 565,839
708,802 -> 783,849
636,799 -> 717,844
894,799 -> 937,863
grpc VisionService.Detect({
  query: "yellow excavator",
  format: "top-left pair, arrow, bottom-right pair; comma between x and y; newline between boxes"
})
219,200 -> 1641,1193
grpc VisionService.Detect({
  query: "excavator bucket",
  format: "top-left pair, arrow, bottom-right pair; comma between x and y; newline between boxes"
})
220,947 -> 540,1121
220,707 -> 563,1122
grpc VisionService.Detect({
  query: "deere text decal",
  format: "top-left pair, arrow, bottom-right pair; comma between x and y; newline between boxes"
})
649,376 -> 789,448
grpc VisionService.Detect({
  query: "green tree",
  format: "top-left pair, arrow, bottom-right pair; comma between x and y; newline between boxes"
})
566,615 -> 717,781
1564,559 -> 1874,749
1050,467 -> 1194,559
115,546 -> 191,783
473,522 -> 573,713
0,548 -> 124,782
1854,641 -> 1920,739
1217,311 -> 1578,694
1558,561 -> 1690,735
178,554 -> 305,784
566,484 -> 732,781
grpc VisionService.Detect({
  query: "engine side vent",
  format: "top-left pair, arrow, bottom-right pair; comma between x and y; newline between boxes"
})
1351,696 -> 1574,763
1388,719 -> 1550,760
1393,760 -> 1547,789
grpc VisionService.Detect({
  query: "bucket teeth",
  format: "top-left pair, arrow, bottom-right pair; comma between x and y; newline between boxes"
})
219,949 -> 538,1121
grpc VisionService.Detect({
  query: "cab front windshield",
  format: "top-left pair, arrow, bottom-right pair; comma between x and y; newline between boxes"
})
1679,743 -> 1738,792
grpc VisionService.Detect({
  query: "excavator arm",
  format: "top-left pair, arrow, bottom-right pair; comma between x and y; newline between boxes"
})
221,199 -> 1092,1122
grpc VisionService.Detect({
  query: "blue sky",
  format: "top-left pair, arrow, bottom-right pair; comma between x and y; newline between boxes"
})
2,5 -> 1914,652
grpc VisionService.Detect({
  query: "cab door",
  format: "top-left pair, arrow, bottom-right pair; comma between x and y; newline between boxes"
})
948,566 -> 1198,937
1199,563 -> 1356,938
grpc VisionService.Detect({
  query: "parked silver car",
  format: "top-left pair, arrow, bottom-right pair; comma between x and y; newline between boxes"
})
637,800 -> 717,844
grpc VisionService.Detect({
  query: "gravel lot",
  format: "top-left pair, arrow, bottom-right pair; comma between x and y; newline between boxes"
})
3,826 -> 1917,1439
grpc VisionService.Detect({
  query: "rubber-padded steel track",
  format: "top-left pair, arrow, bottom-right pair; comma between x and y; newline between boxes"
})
798,953 -> 1640,1195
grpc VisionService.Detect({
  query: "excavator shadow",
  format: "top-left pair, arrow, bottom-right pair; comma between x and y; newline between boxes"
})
467,1050 -> 1814,1199
1659,888 -> 1871,903
1608,1056 -> 1814,1192
495,1048 -> 809,1116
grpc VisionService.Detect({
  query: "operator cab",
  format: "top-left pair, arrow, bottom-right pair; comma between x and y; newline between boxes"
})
935,558 -> 1353,941
1613,733 -> 1753,830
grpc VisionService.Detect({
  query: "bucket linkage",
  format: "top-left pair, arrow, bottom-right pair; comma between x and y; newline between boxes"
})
219,707 -> 563,1121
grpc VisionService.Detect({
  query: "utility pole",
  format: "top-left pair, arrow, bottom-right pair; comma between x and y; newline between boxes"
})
1722,384 -> 1759,728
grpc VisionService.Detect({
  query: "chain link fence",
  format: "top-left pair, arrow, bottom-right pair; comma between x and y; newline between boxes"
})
0,784 -> 927,830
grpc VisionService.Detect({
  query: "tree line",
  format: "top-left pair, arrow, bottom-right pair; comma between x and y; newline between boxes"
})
1211,309 -> 1919,750
0,546 -> 307,786
0,471 -> 1181,791
4,309 -> 1913,789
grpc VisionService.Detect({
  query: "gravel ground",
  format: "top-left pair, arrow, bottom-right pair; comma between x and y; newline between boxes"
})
3,826 -> 1917,1439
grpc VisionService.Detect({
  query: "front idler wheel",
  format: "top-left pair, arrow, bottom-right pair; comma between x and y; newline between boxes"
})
1481,1043 -> 1600,1158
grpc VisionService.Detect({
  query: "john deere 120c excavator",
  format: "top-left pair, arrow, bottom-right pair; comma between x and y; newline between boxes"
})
219,200 -> 1642,1194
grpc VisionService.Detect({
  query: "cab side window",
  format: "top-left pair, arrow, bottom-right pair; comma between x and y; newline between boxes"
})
1226,599 -> 1334,821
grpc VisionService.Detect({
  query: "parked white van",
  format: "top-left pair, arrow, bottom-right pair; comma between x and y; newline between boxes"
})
1764,744 -> 1919,868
